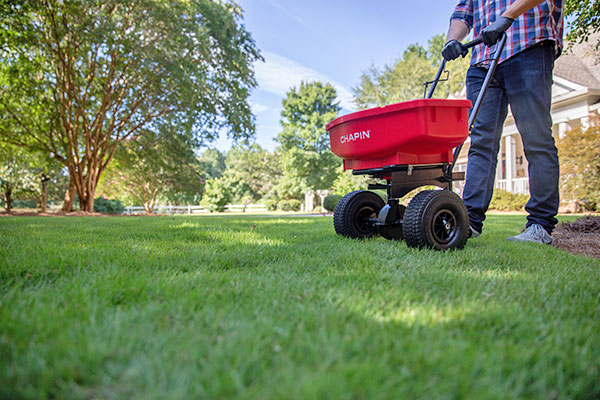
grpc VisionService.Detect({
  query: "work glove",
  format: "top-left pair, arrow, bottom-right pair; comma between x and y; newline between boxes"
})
442,40 -> 468,61
481,16 -> 514,46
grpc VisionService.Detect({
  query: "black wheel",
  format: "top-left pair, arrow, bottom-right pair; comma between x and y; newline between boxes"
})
334,191 -> 384,239
403,190 -> 469,250
379,204 -> 406,241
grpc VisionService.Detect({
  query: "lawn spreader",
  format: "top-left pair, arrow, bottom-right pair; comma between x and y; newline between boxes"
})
327,36 -> 506,250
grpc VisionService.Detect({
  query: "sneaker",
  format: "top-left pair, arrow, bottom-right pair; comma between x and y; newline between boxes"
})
469,225 -> 481,238
507,224 -> 552,245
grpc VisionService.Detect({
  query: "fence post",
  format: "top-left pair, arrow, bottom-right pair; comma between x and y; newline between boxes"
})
188,205 -> 191,214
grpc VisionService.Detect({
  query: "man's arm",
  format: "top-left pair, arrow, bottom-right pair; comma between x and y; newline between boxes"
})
443,0 -> 473,61
502,0 -> 546,19
446,19 -> 470,43
443,19 -> 470,61
482,0 -> 547,45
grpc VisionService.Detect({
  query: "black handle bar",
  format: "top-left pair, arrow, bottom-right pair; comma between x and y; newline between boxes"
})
425,37 -> 485,99
461,37 -> 484,51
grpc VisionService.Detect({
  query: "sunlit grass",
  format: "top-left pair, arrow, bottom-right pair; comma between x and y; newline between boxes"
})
1,214 -> 599,399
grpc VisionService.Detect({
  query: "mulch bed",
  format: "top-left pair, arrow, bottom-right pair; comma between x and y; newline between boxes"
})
552,216 -> 600,259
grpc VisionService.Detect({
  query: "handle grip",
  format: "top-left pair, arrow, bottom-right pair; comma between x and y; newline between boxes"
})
461,37 -> 484,52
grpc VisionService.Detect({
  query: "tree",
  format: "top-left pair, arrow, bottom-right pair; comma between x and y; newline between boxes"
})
199,149 -> 227,180
332,168 -> 372,196
0,145 -> 37,212
0,0 -> 261,211
201,177 -> 232,212
275,81 -> 340,199
353,34 -> 470,109
565,0 -> 600,50
0,142 -> 64,212
223,142 -> 282,202
97,124 -> 204,214
557,125 -> 600,210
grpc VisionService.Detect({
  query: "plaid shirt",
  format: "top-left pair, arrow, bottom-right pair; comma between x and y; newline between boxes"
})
451,0 -> 564,66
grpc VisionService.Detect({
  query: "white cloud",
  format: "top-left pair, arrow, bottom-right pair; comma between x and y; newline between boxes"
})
250,102 -> 269,115
254,50 -> 355,111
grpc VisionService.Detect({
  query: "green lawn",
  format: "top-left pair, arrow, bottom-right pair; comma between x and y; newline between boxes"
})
1,215 -> 599,399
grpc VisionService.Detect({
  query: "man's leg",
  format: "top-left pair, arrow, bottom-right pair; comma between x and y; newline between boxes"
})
463,66 -> 509,233
504,44 -> 559,234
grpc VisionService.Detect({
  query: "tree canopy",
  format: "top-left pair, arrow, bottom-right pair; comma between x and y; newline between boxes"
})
275,81 -> 341,198
557,125 -> 600,211
352,34 -> 470,109
565,0 -> 600,50
97,124 -> 204,213
0,0 -> 261,211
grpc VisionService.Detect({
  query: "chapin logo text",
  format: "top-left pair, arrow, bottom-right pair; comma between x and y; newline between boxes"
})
340,130 -> 370,144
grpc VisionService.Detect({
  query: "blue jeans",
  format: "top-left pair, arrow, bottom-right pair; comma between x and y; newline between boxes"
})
463,42 -> 559,234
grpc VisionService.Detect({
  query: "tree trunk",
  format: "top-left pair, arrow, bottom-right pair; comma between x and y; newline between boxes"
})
72,166 -> 102,212
81,193 -> 95,212
144,203 -> 153,214
3,186 -> 12,212
41,181 -> 48,213
61,178 -> 76,212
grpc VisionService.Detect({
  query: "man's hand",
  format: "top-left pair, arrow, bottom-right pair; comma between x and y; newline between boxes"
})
442,40 -> 468,61
481,16 -> 514,46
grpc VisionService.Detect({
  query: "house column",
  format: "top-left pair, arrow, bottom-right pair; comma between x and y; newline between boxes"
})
581,117 -> 590,131
558,122 -> 568,139
505,135 -> 514,192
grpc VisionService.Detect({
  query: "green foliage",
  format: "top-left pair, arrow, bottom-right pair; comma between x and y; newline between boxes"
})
93,197 -> 124,215
201,177 -> 232,212
275,81 -> 341,199
565,0 -> 600,50
199,149 -> 227,180
277,199 -> 301,212
0,0 -> 261,210
223,142 -> 282,202
352,34 -> 470,109
9,199 -> 36,209
558,125 -> 600,210
332,169 -> 372,196
489,189 -> 529,211
0,143 -> 65,211
323,194 -> 342,212
98,124 -> 204,213
264,199 -> 278,211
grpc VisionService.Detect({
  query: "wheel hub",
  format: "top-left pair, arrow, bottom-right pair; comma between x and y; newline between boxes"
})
354,206 -> 376,234
432,209 -> 457,244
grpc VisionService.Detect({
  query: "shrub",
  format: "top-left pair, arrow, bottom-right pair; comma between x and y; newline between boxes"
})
278,199 -> 301,212
323,194 -> 342,211
489,189 -> 528,211
201,178 -> 232,212
94,197 -> 125,214
12,199 -> 37,209
277,200 -> 291,211
264,200 -> 277,211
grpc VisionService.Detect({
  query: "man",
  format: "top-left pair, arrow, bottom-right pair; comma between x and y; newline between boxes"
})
442,0 -> 564,244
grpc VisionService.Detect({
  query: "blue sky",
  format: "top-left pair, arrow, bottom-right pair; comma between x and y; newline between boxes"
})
214,0 -> 463,151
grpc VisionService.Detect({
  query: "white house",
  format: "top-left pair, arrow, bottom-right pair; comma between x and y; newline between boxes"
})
454,38 -> 600,195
